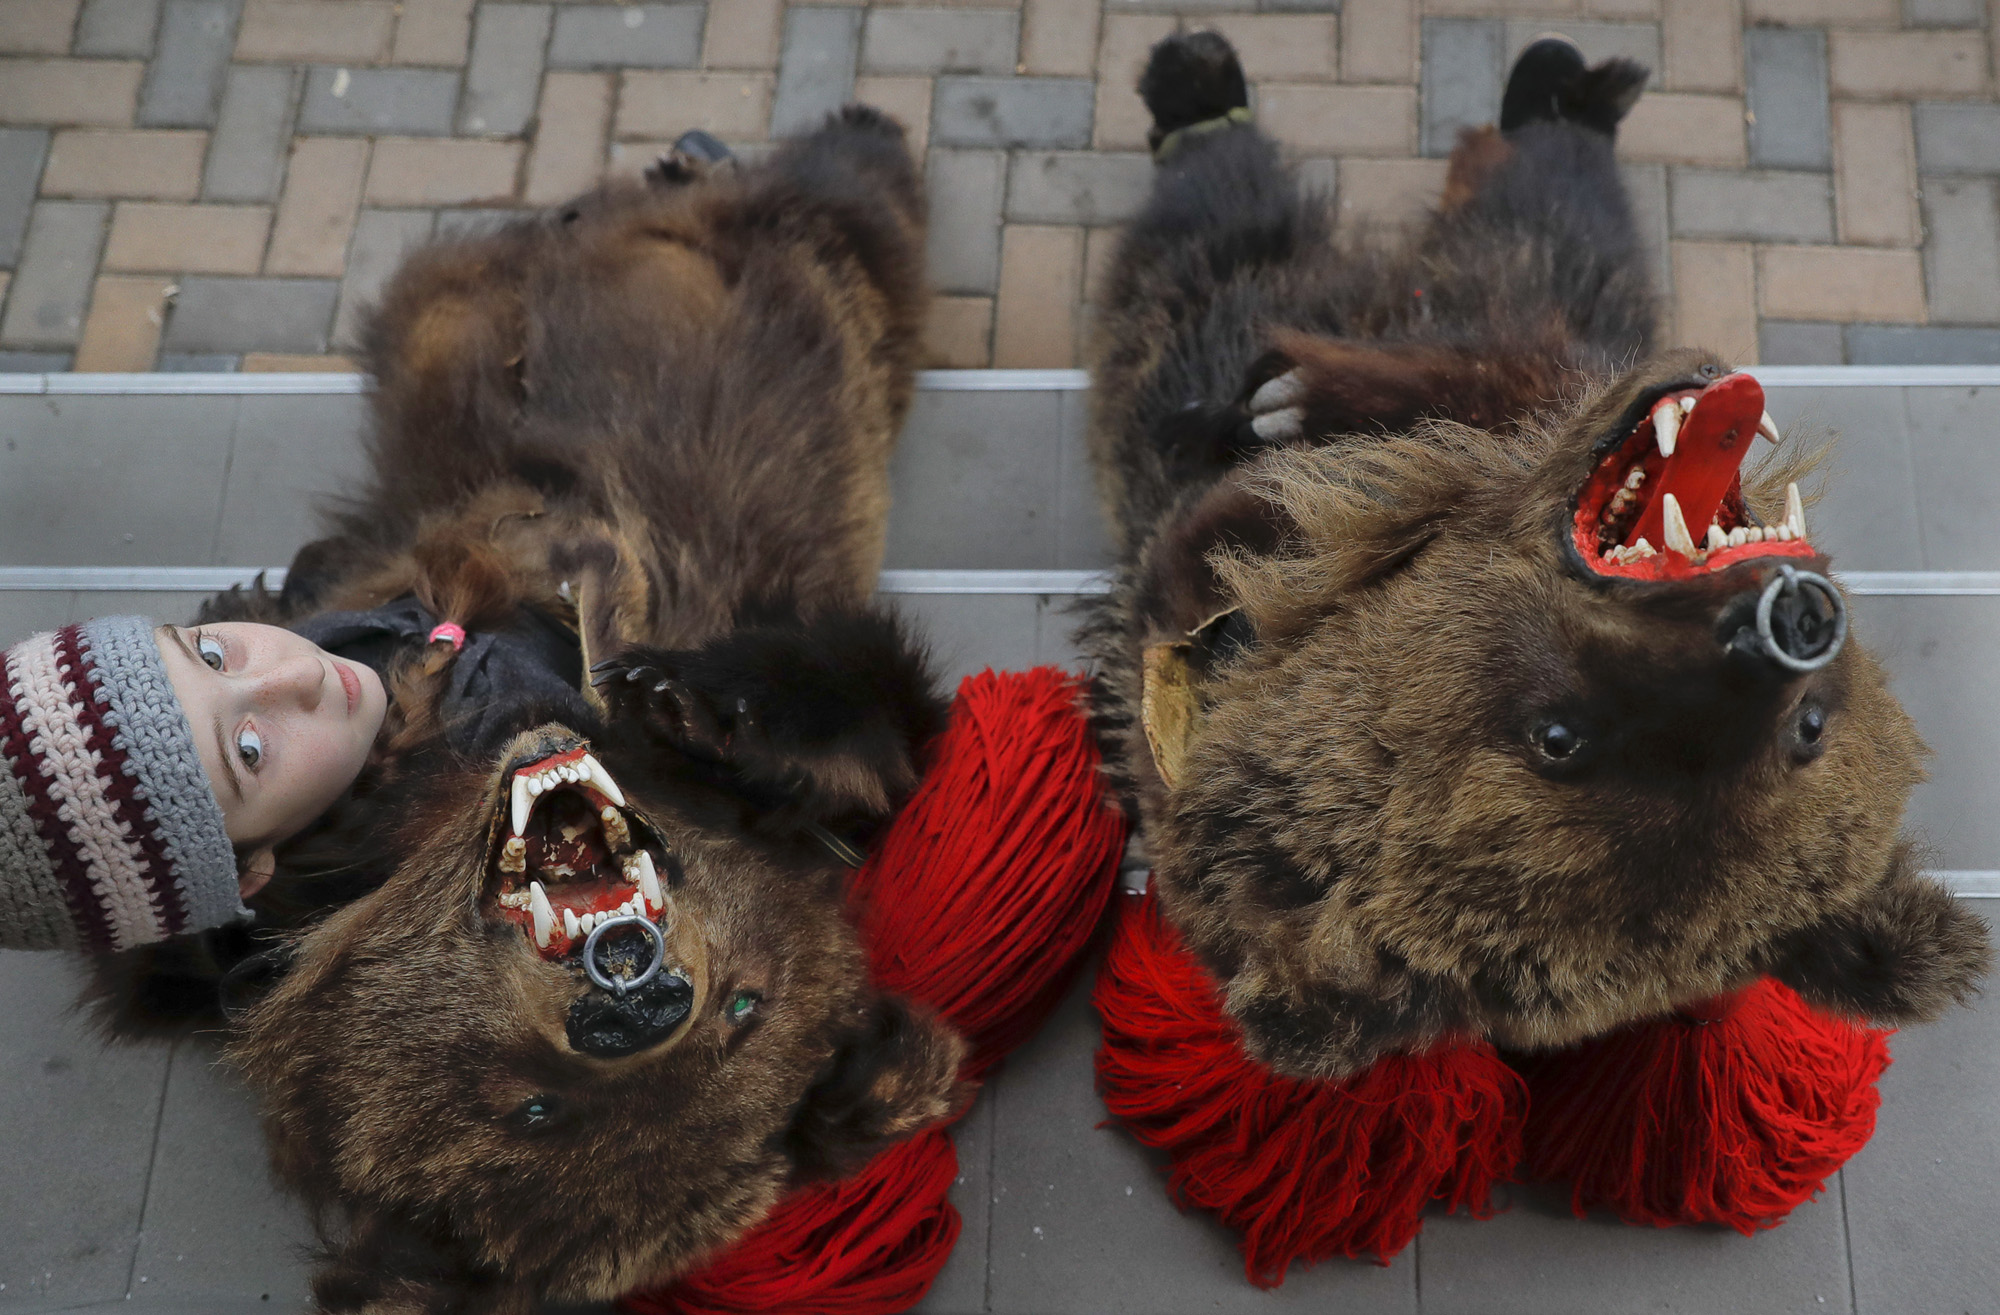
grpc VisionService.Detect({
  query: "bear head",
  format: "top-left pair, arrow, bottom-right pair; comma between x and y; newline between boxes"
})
1142,348 -> 1987,1078
229,719 -> 966,1312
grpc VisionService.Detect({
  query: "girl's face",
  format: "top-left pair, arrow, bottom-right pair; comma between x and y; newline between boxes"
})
157,622 -> 388,857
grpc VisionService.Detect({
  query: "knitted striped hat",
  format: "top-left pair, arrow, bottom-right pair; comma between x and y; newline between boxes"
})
0,617 -> 243,952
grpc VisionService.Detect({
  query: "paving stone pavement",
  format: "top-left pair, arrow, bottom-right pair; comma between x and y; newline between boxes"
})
0,0 -> 1995,371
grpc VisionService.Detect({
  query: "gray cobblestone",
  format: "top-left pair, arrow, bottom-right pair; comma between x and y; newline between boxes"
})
0,129 -> 50,268
1759,320 -> 1846,364
1914,102 -> 2000,175
162,276 -> 340,353
1503,21 -> 1660,90
862,9 -> 1018,76
202,65 -> 299,202
547,4 -> 701,70
1846,324 -> 2000,364
0,201 -> 108,347
1904,0 -> 1985,27
75,0 -> 162,57
1669,168 -> 1833,243
771,6 -> 860,139
1744,27 -> 1829,171
933,76 -> 1093,150
1006,151 -> 1150,225
1920,176 -> 2000,325
0,350 -> 72,369
333,208 -> 435,347
1421,18 -> 1502,159
925,149 -> 1004,294
460,4 -> 551,136
299,66 -> 461,136
138,0 -> 242,128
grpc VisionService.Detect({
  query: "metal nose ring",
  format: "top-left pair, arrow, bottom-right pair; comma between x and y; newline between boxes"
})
581,914 -> 667,997
1755,564 -> 1848,674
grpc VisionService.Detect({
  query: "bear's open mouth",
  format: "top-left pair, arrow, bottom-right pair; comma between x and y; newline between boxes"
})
1573,371 -> 1813,581
486,747 -> 667,960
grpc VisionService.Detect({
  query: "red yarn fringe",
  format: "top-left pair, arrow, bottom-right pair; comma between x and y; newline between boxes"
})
631,1131 -> 961,1315
1093,891 -> 1527,1287
620,668 -> 1125,1315
1518,978 -> 1892,1232
850,666 -> 1127,1080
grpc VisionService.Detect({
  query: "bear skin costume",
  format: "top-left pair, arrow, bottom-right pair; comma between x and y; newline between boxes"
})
93,108 -> 980,1314
1081,35 -> 1990,1087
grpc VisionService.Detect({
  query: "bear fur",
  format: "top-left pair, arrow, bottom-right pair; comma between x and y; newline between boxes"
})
1080,33 -> 1990,1082
112,108 -> 970,1313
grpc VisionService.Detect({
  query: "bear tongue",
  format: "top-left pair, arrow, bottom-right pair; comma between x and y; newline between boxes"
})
1624,371 -> 1765,553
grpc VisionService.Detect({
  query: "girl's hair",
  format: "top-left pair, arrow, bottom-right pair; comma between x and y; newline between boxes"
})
265,505 -> 548,900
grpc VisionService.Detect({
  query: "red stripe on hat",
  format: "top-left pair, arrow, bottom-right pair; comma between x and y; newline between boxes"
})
0,630 -> 118,953
62,626 -> 189,937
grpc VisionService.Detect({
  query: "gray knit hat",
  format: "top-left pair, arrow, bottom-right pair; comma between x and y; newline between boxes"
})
0,617 -> 244,952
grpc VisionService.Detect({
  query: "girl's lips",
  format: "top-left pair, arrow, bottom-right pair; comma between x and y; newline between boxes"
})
334,660 -> 361,715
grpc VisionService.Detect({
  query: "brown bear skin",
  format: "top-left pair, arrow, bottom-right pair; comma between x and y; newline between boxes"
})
150,107 -> 968,1313
1080,34 -> 1990,1081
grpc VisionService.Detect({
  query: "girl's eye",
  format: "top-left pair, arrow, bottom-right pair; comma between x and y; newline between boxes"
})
236,726 -> 263,770
196,633 -> 226,672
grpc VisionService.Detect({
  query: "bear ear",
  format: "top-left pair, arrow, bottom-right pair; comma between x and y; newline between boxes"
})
1215,430 -> 1494,644
785,992 -> 970,1181
1763,839 -> 1993,1024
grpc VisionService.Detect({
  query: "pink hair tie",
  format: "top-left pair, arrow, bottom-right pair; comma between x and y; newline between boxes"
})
427,622 -> 467,652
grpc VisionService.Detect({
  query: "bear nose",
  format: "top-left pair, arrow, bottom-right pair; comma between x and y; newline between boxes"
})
563,915 -> 696,1056
566,970 -> 695,1058
1722,564 -> 1847,679
1753,565 -> 1847,674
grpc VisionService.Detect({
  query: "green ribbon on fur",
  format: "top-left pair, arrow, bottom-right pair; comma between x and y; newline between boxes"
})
1153,106 -> 1254,163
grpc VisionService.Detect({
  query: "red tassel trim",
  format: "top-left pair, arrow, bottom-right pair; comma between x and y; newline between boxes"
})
850,667 -> 1127,1080
1518,978 -> 1892,1233
620,668 -> 1126,1314
1094,890 -> 1527,1287
621,1131 -> 961,1315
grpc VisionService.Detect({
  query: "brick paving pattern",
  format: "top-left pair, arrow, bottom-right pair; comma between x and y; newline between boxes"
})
0,0 -> 1997,372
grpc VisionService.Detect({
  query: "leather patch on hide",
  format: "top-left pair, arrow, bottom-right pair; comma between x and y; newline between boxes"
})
1141,608 -> 1254,790
1142,640 -> 1200,790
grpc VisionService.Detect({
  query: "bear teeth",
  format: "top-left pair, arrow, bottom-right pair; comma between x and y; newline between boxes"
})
626,851 -> 665,912
1651,399 -> 1679,458
509,750 -> 625,837
1661,493 -> 1697,558
529,880 -> 555,948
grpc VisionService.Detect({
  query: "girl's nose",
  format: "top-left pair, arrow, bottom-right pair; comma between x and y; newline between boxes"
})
255,654 -> 325,712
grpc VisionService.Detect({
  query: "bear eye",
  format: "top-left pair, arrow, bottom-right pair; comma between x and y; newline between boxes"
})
1790,701 -> 1828,764
725,990 -> 759,1024
1527,715 -> 1596,777
1535,721 -> 1581,760
504,1094 -> 566,1134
